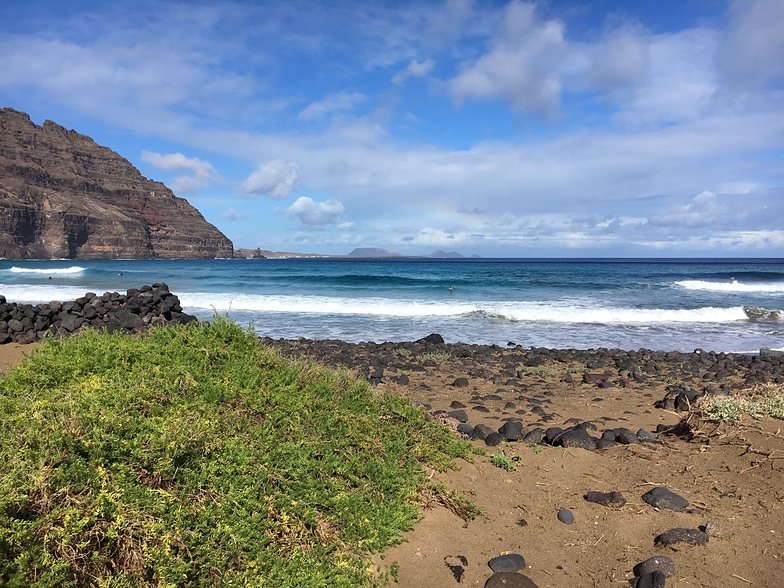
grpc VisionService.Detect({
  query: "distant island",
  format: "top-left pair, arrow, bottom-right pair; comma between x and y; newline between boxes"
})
233,247 -> 479,259
0,107 -> 233,259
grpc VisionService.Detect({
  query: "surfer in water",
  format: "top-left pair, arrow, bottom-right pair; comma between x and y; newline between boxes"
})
448,285 -> 455,296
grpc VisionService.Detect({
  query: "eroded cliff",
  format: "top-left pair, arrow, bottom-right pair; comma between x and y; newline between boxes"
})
0,108 -> 233,259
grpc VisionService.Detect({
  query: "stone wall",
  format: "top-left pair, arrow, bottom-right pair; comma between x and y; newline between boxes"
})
0,283 -> 197,344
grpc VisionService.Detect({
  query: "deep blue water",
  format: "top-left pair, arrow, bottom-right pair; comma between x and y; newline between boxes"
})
1,258 -> 783,352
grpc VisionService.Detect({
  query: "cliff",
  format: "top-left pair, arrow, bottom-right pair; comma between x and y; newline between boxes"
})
0,108 -> 233,259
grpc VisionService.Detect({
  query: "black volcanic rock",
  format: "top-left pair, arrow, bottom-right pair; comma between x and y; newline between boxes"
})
0,107 -> 233,259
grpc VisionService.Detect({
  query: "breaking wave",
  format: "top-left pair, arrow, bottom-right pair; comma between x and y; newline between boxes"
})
8,266 -> 86,275
675,279 -> 784,294
180,292 -> 752,324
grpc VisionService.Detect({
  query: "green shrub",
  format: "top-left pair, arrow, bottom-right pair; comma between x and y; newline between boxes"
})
0,318 -> 469,587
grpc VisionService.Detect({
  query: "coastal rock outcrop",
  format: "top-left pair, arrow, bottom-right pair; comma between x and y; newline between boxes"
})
0,107 -> 233,259
0,283 -> 196,343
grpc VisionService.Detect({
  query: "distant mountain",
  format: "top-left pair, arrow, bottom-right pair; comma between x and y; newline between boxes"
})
0,107 -> 233,259
427,250 -> 465,258
347,248 -> 401,257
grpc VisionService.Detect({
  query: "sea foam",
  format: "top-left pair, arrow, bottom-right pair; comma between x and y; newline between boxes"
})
676,279 -> 784,294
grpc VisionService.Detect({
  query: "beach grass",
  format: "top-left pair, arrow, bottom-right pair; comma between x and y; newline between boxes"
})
0,318 -> 470,587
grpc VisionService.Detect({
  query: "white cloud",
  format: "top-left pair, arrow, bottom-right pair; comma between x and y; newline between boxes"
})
717,0 -> 784,89
392,58 -> 435,84
241,160 -> 299,199
448,1 -> 567,117
284,196 -> 345,226
298,92 -> 366,121
140,150 -> 217,193
586,27 -> 648,94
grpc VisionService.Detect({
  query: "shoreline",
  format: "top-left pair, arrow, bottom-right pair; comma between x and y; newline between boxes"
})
1,329 -> 783,586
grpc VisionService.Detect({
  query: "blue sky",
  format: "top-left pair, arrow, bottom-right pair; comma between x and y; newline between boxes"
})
1,0 -> 783,257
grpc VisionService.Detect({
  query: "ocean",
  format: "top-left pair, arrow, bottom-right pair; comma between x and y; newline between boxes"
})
1,258 -> 783,353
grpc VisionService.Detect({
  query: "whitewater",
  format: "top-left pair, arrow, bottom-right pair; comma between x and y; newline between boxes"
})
1,258 -> 783,352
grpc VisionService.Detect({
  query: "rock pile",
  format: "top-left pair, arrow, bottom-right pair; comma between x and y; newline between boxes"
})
0,283 -> 197,344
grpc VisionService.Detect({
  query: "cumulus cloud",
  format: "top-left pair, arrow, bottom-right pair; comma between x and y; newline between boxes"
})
241,160 -> 299,199
392,58 -> 435,84
284,196 -> 345,226
140,150 -> 217,193
298,92 -> 366,121
448,1 -> 567,117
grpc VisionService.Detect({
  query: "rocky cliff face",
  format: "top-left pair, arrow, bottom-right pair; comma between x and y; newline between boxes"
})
0,108 -> 233,259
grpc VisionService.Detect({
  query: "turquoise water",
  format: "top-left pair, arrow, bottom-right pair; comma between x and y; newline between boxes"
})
1,258 -> 783,352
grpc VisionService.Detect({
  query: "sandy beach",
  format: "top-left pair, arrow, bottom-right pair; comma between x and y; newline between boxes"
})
264,337 -> 784,587
3,337 -> 783,587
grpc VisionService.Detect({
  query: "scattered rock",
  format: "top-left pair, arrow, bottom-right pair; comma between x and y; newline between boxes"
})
703,520 -> 724,538
498,420 -> 524,441
634,555 -> 676,578
654,527 -> 709,546
557,509 -> 574,524
642,487 -> 689,511
485,432 -> 505,446
583,490 -> 627,508
488,554 -> 526,573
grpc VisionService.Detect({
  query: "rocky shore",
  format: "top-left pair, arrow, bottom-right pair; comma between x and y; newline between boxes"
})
0,287 -> 781,586
0,283 -> 196,344
263,334 -> 784,587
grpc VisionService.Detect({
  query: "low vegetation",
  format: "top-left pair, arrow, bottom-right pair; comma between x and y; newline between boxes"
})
418,351 -> 453,364
0,318 -> 470,587
699,383 -> 784,422
489,454 -> 520,472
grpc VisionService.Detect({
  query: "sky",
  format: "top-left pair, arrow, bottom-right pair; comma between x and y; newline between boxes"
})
1,0 -> 783,258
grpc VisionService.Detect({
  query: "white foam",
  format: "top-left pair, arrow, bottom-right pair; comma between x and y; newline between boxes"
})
179,292 -> 750,324
8,266 -> 86,275
0,284 -> 98,303
180,293 -> 476,317
676,279 -> 784,293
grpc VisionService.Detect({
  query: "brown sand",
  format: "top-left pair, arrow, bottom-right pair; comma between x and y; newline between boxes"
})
1,342 -> 782,587
371,353 -> 784,587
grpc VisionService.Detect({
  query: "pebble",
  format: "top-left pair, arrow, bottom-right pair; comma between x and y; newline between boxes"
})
583,490 -> 627,508
642,487 -> 689,511
634,555 -> 676,577
654,527 -> 709,546
484,572 -> 540,588
557,508 -> 574,524
704,520 -> 724,538
488,553 -> 526,573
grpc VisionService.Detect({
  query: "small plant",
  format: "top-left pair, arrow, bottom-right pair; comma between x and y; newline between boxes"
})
390,561 -> 400,583
422,482 -> 479,521
420,351 -> 453,364
519,366 -> 557,378
700,384 -> 784,422
392,348 -> 411,358
528,443 -> 544,454
490,454 -> 518,471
